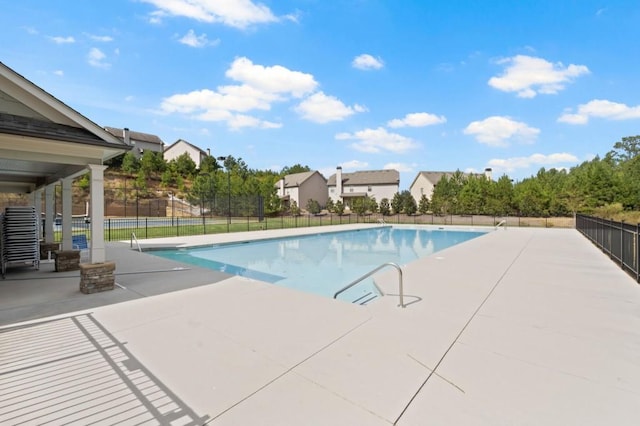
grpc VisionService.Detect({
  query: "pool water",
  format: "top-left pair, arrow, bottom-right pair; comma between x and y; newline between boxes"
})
150,227 -> 486,303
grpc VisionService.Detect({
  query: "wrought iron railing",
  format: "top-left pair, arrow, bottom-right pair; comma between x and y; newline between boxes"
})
576,214 -> 639,283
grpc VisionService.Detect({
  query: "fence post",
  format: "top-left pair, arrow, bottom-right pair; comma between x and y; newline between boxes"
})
621,220 -> 625,268
637,223 -> 639,283
609,218 -> 613,258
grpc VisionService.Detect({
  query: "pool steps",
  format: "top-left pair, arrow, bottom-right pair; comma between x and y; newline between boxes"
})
351,292 -> 379,305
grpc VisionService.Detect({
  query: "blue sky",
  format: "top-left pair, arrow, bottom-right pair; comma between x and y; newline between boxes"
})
2,0 -> 639,189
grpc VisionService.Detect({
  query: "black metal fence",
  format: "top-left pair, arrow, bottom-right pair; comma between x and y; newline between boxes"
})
576,214 -> 640,283
54,213 -> 575,244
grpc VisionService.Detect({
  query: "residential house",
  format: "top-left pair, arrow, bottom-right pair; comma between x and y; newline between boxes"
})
409,168 -> 493,204
104,126 -> 164,158
276,171 -> 328,211
163,139 -> 209,169
327,167 -> 400,209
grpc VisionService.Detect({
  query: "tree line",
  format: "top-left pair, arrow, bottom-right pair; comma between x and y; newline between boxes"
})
104,151 -> 312,216
103,135 -> 640,218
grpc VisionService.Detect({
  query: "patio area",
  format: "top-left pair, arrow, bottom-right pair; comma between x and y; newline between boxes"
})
1,225 -> 639,425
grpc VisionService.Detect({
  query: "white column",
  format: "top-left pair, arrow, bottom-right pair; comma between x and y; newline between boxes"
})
88,164 -> 107,263
44,184 -> 56,244
61,178 -> 73,250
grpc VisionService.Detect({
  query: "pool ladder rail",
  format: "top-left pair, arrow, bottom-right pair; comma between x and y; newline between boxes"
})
130,232 -> 142,252
334,262 -> 404,308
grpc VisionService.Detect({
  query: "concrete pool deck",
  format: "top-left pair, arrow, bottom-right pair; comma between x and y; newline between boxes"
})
1,225 -> 639,425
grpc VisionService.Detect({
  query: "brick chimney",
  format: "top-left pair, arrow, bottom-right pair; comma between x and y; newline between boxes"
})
336,166 -> 343,199
484,167 -> 493,180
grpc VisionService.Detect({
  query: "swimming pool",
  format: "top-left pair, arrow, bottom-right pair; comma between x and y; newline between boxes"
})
150,226 -> 487,303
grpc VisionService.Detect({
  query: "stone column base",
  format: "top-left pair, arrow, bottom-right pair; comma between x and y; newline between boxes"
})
79,261 -> 116,294
40,242 -> 60,261
54,250 -> 80,272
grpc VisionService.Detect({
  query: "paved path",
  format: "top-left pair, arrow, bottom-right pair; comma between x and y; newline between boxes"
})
1,226 -> 639,425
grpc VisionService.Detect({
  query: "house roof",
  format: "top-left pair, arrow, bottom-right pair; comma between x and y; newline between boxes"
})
2,112 -> 110,145
0,61 -> 130,193
104,126 -> 164,146
164,139 -> 208,155
409,170 -> 489,189
279,171 -> 325,188
410,171 -> 455,189
327,169 -> 400,186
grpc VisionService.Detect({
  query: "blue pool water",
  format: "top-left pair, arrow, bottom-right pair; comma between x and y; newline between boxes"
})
150,227 -> 486,303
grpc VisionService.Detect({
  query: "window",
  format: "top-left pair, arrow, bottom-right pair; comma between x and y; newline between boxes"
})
330,188 -> 335,193
349,187 -> 354,192
368,186 -> 372,192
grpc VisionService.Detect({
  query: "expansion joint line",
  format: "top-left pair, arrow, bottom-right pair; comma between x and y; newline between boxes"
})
393,233 -> 535,425
203,315 -> 374,425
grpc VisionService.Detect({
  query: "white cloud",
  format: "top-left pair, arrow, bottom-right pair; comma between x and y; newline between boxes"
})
387,112 -> 446,128
227,114 -> 282,130
88,34 -> 114,42
340,160 -> 369,170
352,54 -> 384,70
178,29 -> 220,47
49,36 -> 75,44
463,116 -> 539,147
226,57 -> 317,97
319,161 -> 369,180
283,12 -> 301,24
163,87 -> 273,115
383,162 -> 415,172
141,0 -> 278,29
488,153 -> 579,173
161,57 -> 321,129
488,55 -> 589,98
53,70 -> 64,77
558,99 -> 640,124
295,92 -> 364,123
160,56 -> 366,130
87,48 -> 110,69
336,127 -> 420,154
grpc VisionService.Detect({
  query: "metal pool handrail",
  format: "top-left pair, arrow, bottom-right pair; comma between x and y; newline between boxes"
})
333,262 -> 404,308
130,232 -> 142,252
495,219 -> 507,230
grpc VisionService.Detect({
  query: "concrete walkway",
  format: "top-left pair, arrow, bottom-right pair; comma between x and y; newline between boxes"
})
1,226 -> 639,425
